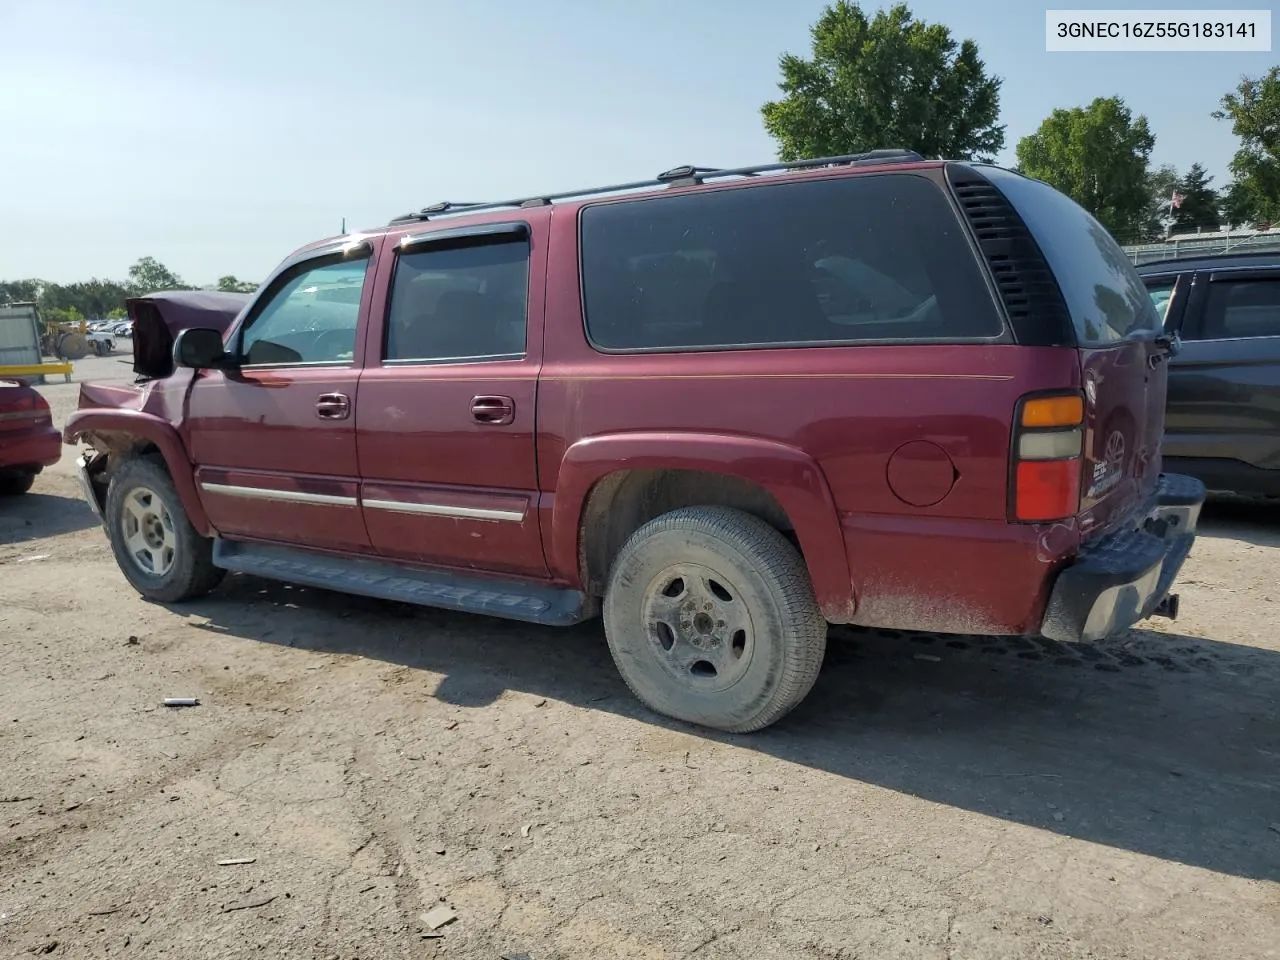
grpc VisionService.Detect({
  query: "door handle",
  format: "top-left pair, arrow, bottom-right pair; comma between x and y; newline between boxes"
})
471,395 -> 515,425
316,392 -> 350,420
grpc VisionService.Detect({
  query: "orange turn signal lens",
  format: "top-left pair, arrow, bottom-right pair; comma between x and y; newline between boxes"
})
1014,459 -> 1081,522
1020,395 -> 1084,429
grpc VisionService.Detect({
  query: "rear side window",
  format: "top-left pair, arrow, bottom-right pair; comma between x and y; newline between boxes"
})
980,166 -> 1161,347
385,239 -> 529,363
1201,278 -> 1280,340
579,174 -> 1002,352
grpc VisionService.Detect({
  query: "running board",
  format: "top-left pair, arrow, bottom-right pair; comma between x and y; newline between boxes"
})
212,540 -> 592,627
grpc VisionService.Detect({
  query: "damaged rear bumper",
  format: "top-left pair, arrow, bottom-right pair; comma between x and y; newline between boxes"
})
1040,473 -> 1206,643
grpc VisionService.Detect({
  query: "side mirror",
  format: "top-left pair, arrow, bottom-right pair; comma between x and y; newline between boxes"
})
173,327 -> 232,370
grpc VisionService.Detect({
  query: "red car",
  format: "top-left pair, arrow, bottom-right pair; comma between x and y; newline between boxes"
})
0,377 -> 60,495
66,152 -> 1205,732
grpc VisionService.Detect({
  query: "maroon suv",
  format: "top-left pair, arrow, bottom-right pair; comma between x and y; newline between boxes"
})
65,150 -> 1205,732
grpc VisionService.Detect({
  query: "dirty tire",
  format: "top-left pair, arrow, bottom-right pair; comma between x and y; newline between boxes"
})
104,456 -> 224,603
0,471 -> 36,496
603,506 -> 827,733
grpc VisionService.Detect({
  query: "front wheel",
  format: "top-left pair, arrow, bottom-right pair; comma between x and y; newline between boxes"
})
603,506 -> 827,733
104,456 -> 225,603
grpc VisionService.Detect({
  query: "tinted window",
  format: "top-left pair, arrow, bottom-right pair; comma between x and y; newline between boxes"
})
385,239 -> 529,362
981,166 -> 1161,346
1201,279 -> 1280,340
579,174 -> 1002,351
1143,278 -> 1176,322
239,257 -> 368,366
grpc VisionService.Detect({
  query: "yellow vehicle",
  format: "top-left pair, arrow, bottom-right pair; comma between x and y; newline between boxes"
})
0,302 -> 75,381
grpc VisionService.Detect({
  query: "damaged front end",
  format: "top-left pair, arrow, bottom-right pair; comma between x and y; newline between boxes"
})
127,290 -> 251,382
67,290 -> 253,519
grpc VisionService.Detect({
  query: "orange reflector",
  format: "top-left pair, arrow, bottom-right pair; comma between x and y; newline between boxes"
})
1015,459 -> 1081,522
1021,395 -> 1084,428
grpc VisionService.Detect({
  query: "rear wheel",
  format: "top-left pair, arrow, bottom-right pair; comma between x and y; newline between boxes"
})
104,457 -> 224,602
0,471 -> 36,496
603,506 -> 827,732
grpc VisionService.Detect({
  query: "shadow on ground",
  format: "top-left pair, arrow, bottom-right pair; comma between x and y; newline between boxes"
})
0,491 -> 98,545
1198,495 -> 1280,548
175,565 -> 1280,886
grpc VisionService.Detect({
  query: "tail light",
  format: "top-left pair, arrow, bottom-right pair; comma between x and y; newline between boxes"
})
0,390 -> 53,429
1011,392 -> 1084,522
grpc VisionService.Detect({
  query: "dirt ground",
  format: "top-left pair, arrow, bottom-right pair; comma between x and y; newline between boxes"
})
2,353 -> 1278,960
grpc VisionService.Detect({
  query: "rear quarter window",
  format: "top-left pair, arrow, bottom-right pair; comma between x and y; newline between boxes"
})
579,173 -> 1004,352
980,166 -> 1161,347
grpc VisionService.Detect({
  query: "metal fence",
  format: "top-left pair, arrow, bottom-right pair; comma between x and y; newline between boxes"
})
1122,230 -> 1280,265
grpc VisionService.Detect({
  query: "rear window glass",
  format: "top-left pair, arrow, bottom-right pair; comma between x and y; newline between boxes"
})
579,174 -> 1003,352
981,166 -> 1161,346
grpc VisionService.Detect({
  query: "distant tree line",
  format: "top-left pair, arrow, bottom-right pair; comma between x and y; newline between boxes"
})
0,256 -> 257,326
762,1 -> 1280,244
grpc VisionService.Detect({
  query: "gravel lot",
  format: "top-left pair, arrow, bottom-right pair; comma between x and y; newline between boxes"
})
2,353 -> 1278,959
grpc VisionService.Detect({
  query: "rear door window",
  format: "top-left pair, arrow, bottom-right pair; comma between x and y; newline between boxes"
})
1200,278 -> 1280,340
979,166 -> 1162,346
384,238 -> 529,363
579,174 -> 1003,352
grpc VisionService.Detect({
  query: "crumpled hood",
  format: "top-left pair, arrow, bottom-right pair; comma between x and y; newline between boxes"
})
128,290 -> 252,379
78,378 -> 149,412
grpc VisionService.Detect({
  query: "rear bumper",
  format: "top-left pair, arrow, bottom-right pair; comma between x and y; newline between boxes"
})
0,424 -> 62,474
1040,473 -> 1206,643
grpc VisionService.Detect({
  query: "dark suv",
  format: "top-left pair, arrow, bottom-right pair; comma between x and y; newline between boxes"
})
1138,251 -> 1280,497
66,150 -> 1204,732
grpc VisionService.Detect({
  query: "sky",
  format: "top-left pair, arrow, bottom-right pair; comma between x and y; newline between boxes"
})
0,0 -> 1274,285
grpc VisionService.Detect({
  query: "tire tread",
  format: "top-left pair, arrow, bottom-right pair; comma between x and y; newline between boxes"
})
104,456 -> 224,603
605,506 -> 826,733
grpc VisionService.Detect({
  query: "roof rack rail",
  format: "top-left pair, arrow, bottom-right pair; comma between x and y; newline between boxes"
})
656,165 -> 734,186
387,148 -> 926,225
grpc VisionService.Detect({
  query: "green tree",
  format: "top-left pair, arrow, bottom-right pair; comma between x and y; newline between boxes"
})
1222,178 -> 1264,227
1140,164 -> 1180,240
760,1 -> 1004,162
0,279 -> 43,304
35,278 -> 132,320
1213,67 -> 1280,224
127,256 -> 186,294
216,275 -> 258,294
1015,96 -> 1155,242
1171,162 -> 1221,232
